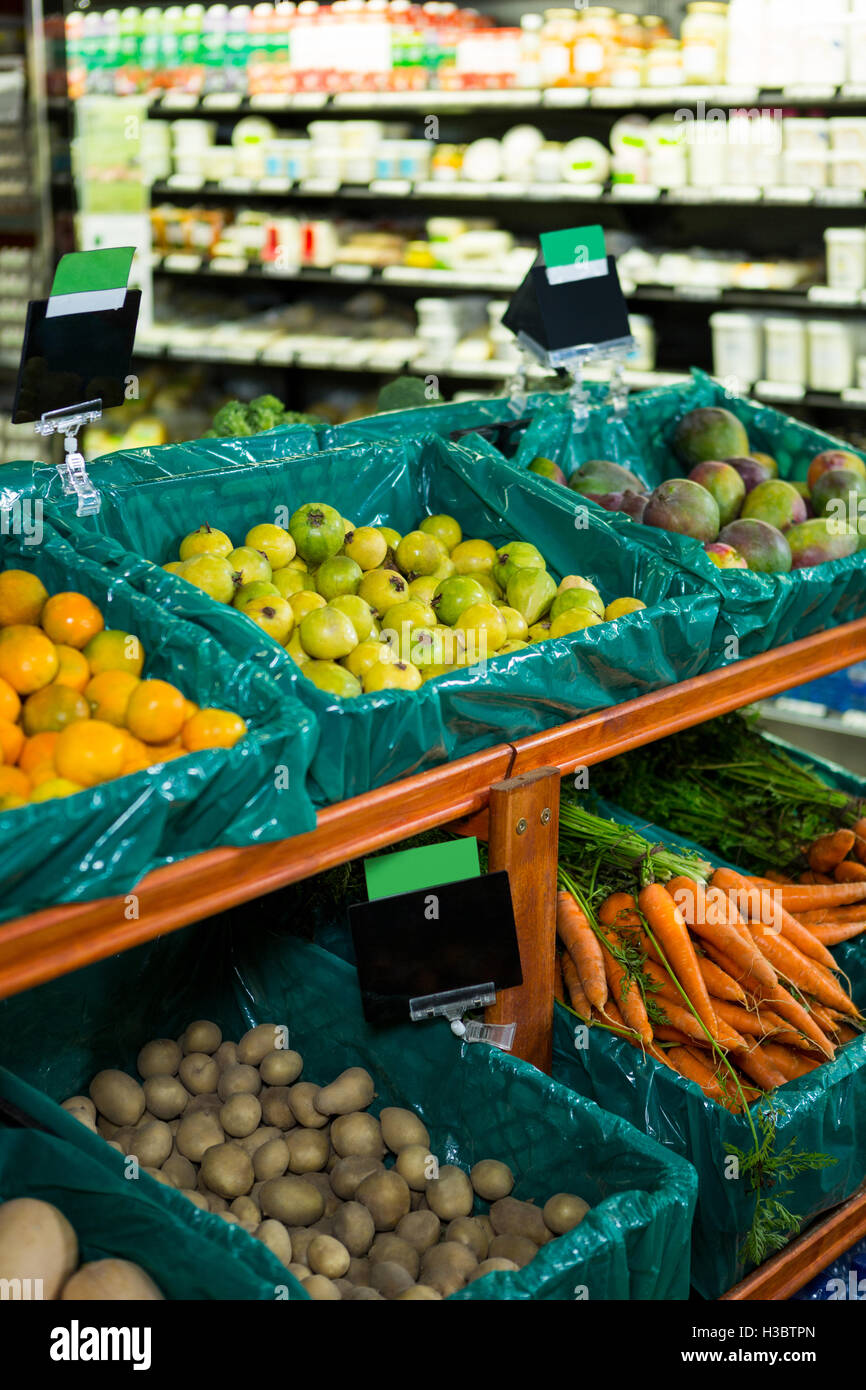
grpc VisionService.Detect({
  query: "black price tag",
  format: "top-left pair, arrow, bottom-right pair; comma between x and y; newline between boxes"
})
349,871 -> 522,1025
503,254 -> 631,360
12,291 -> 142,425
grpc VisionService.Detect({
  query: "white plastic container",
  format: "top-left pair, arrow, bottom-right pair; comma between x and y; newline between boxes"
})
783,117 -> 830,153
764,316 -> 807,385
825,227 -> 866,291
710,312 -> 763,385
808,319 -> 855,391
795,0 -> 847,86
782,149 -> 828,188
830,151 -> 866,189
830,118 -> 866,152
687,119 -> 727,188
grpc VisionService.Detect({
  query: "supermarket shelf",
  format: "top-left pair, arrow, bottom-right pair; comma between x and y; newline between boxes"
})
722,1188 -> 866,1300
3,616 -> 866,1005
149,175 -> 866,211
151,254 -> 525,294
142,82 -> 866,118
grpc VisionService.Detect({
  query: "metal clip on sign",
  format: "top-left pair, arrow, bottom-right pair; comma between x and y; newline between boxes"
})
409,983 -> 516,1052
34,401 -> 103,517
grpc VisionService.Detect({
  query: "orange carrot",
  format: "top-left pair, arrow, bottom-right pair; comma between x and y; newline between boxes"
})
834,861 -> 866,883
560,951 -> 591,1018
838,1024 -> 861,1044
553,954 -> 565,1005
654,1025 -> 700,1046
700,942 -> 836,1058
598,891 -> 642,929
808,828 -> 855,875
744,921 -> 856,1017
642,956 -> 680,1003
799,871 -> 834,885
598,930 -> 653,1046
711,866 -> 839,971
712,999 -> 782,1040
668,877 -> 778,993
734,1044 -> 787,1091
756,1042 -> 818,1081
639,883 -> 718,1036
666,1046 -> 729,1101
653,995 -> 745,1050
698,956 -> 747,1004
777,882 -> 866,912
556,890 -> 607,1011
797,904 -> 866,925
748,874 -> 789,888
760,870 -> 794,884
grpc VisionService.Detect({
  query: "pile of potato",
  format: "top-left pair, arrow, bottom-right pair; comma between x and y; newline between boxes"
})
59,1020 -> 591,1300
0,1197 -> 164,1299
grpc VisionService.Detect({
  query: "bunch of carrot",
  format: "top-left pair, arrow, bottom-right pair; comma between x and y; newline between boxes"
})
753,820 -> 866,948
556,862 -> 864,1111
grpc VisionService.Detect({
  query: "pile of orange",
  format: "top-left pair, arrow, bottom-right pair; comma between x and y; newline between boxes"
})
0,569 -> 248,812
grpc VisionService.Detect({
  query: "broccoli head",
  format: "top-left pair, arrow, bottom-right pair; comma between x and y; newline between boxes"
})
376,375 -> 440,413
212,399 -> 253,437
246,393 -> 286,433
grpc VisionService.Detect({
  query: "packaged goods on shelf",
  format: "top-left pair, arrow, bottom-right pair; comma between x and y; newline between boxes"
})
509,370 -> 866,659
0,920 -> 698,1301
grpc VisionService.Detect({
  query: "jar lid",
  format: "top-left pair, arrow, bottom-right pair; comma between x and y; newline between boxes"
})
686,2 -> 728,13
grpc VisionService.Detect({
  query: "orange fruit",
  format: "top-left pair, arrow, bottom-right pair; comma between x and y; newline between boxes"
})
83,629 -> 145,678
85,670 -> 139,727
0,766 -> 29,799
40,591 -> 104,649
22,685 -> 90,736
0,675 -> 20,723
181,698 -> 199,722
30,778 -> 84,802
52,645 -> 91,693
118,731 -> 149,775
0,718 -> 24,766
54,720 -> 126,787
0,793 -> 28,811
182,709 -> 248,751
19,731 -> 58,774
0,570 -> 49,626
0,625 -> 59,694
125,679 -> 186,744
144,744 -> 185,766
29,761 -> 58,787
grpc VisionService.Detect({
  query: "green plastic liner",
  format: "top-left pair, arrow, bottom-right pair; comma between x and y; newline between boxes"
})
48,431 -> 719,807
0,520 -> 317,923
509,369 -> 866,659
0,912 -> 698,1300
551,753 -> 866,1300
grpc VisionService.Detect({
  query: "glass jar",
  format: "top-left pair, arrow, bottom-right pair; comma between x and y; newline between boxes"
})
641,14 -> 672,48
615,11 -> 644,48
645,38 -> 682,87
609,46 -> 643,87
573,5 -> 616,85
681,1 -> 728,85
539,9 -> 578,87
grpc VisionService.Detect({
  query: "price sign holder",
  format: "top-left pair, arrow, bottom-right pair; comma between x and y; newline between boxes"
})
13,247 -> 141,516
501,224 -> 635,427
349,870 -> 522,1049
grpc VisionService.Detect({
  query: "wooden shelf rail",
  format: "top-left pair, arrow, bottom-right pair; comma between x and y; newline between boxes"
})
722,1189 -> 866,1300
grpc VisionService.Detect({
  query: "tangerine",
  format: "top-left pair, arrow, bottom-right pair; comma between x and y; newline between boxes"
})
54,720 -> 126,787
0,675 -> 20,722
0,625 -> 60,694
29,761 -> 59,787
30,778 -> 84,802
182,709 -> 247,751
0,718 -> 24,766
0,766 -> 29,799
83,629 -> 145,677
125,679 -> 186,743
40,591 -> 104,648
85,670 -> 140,726
22,685 -> 90,736
52,645 -> 91,693
0,570 -> 49,626
19,731 -> 58,775
0,793 -> 28,811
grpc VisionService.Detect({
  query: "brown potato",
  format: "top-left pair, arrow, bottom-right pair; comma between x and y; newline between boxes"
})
300,1172 -> 341,1219
61,1258 -> 163,1301
396,1210 -> 441,1254
182,1190 -> 209,1211
344,1285 -> 385,1301
303,1274 -> 342,1300
136,1039 -> 181,1079
89,1070 -> 145,1127
543,1193 -> 590,1235
490,1197 -> 550,1246
287,1261 -> 311,1281
369,1260 -> 414,1299
330,1112 -> 385,1160
470,1158 -> 514,1202
426,1165 -> 473,1221
61,1095 -> 96,1122
346,1256 -> 371,1286
447,1216 -> 489,1261
143,1075 -> 189,1122
286,1128 -> 330,1174
220,1093 -> 262,1138
214,1041 -> 238,1069
396,1284 -> 442,1300
331,1201 -> 375,1257
288,1082 -> 329,1129
217,1063 -> 262,1102
261,1176 -> 324,1226
379,1107 -> 430,1153
231,1194 -> 260,1223
369,1234 -> 420,1280
329,1155 -> 384,1201
181,1020 -> 222,1055
419,1241 -> 478,1296
313,1068 -> 375,1117
201,1141 -> 255,1199
185,1091 -> 222,1115
467,1257 -> 520,1282
237,1024 -> 287,1066
161,1147 -> 196,1190
238,1125 -> 282,1157
178,1053 -> 219,1096
0,1198 -> 78,1299
259,1049 -> 303,1086
395,1143 -> 434,1192
255,1220 -> 292,1267
308,1234 -> 351,1279
356,1170 -> 411,1231
488,1234 -> 538,1268
175,1110 -> 225,1163
253,1137 -> 290,1182
259,1086 -> 296,1130
126,1120 -> 173,1169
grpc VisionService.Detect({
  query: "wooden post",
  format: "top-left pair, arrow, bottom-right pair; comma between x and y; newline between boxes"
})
485,766 -> 560,1073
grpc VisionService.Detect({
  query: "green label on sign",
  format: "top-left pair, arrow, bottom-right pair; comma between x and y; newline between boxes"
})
540,224 -> 606,272
50,247 -> 136,298
364,838 -> 480,903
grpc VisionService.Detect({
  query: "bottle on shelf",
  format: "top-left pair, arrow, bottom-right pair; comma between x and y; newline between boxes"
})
680,1 -> 728,86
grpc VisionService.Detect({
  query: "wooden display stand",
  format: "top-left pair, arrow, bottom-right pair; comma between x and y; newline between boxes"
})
3,616 -> 866,1295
